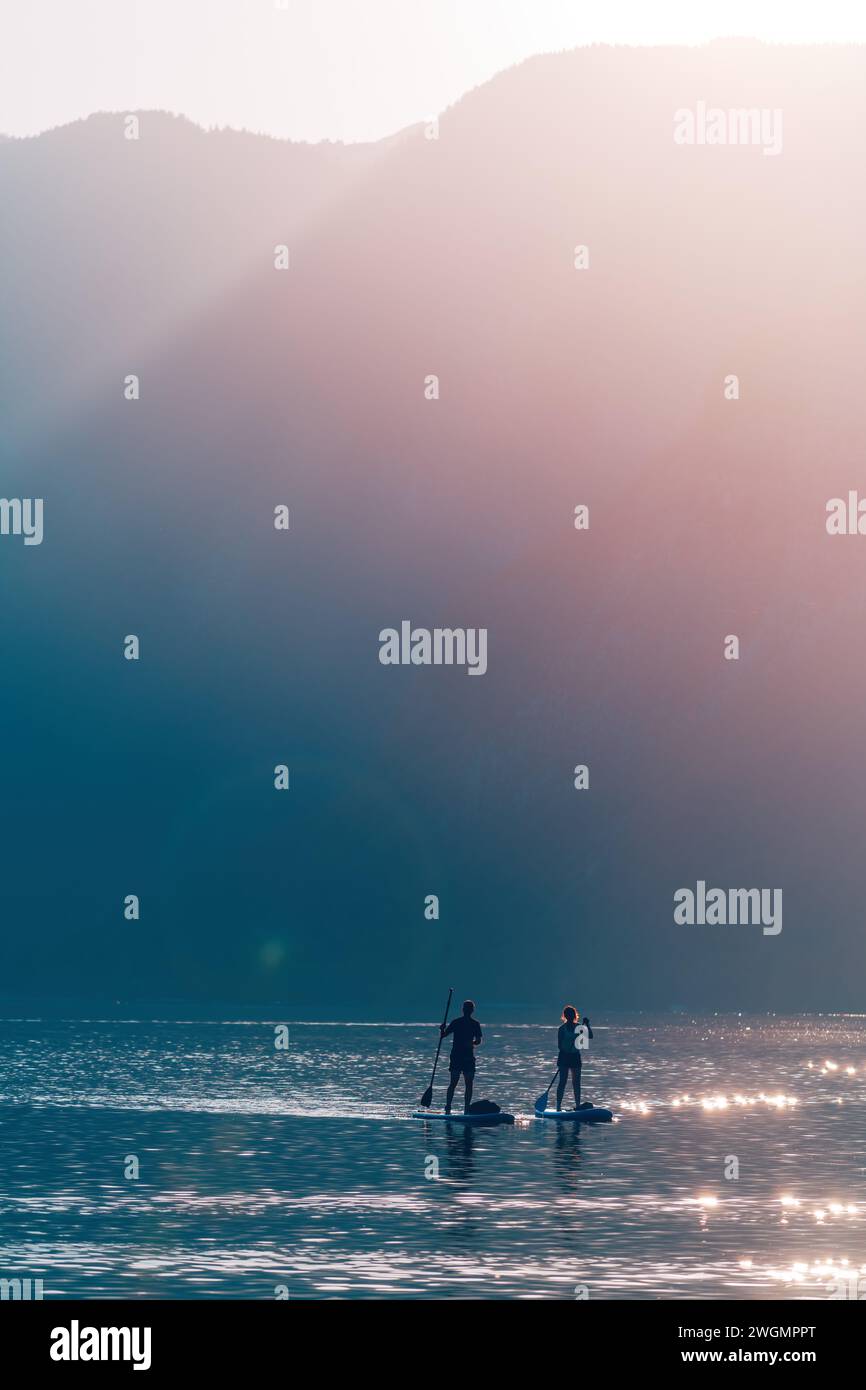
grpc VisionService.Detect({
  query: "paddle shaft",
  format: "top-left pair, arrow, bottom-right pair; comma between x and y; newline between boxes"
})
427,987 -> 453,1088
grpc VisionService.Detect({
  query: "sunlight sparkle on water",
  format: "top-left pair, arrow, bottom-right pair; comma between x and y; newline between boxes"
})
779,1194 -> 858,1222
623,1090 -> 797,1114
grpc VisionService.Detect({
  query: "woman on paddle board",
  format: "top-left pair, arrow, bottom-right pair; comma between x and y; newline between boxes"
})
555,1005 -> 593,1111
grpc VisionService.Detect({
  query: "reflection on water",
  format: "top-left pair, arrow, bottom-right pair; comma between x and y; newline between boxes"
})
0,1014 -> 864,1298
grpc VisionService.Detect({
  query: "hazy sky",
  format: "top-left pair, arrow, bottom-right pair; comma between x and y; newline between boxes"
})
2,0 -> 866,142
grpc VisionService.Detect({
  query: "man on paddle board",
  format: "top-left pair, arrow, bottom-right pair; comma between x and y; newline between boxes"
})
441,999 -> 482,1113
555,1005 -> 593,1111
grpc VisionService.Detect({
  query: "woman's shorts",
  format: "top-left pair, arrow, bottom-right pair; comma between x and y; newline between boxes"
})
558,1055 -> 582,1072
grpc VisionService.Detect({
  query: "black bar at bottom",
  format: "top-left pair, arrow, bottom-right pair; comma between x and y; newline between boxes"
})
1,1296 -> 854,1376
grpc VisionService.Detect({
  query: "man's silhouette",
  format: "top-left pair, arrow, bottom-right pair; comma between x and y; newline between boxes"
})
441,999 -> 482,1113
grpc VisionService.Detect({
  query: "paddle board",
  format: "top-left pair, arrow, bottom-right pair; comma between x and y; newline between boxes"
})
413,1110 -> 515,1126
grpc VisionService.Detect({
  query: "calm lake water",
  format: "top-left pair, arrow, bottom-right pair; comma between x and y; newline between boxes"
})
1,1014 -> 864,1299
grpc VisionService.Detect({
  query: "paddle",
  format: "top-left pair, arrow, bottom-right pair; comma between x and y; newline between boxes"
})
534,1069 -> 559,1115
419,986 -> 453,1108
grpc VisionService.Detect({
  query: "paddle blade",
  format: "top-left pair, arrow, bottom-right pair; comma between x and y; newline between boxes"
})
419,1086 -> 434,1109
533,1093 -> 549,1114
